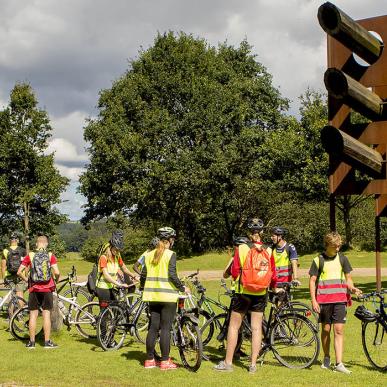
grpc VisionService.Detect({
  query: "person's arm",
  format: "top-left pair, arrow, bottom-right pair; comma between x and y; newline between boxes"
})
291,260 -> 300,284
133,261 -> 142,275
309,275 -> 320,313
17,264 -> 28,283
168,253 -> 188,293
223,257 -> 234,279
121,263 -> 139,280
344,273 -> 362,296
51,264 -> 60,282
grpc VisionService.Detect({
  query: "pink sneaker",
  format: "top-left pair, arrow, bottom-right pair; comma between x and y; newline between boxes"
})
144,359 -> 157,369
160,358 -> 178,370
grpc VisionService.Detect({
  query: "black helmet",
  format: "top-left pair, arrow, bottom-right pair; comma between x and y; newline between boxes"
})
354,305 -> 377,322
247,218 -> 264,231
110,230 -> 124,250
271,226 -> 287,236
148,237 -> 160,249
10,232 -> 19,240
233,236 -> 250,246
157,227 -> 176,240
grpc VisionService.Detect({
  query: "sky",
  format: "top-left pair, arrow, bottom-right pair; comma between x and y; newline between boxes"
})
0,0 -> 385,220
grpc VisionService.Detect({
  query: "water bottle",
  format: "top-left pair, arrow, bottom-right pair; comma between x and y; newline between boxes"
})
58,299 -> 67,316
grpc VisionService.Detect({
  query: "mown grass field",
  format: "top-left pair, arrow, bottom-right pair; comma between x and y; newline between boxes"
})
0,275 -> 385,387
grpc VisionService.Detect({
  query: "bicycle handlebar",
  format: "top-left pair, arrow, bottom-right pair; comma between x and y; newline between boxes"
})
186,269 -> 199,279
358,289 -> 386,301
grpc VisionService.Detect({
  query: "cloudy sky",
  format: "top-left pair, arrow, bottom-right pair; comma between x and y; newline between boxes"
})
0,0 -> 384,220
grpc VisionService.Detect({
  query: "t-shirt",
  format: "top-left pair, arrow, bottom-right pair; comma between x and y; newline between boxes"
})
309,253 -> 352,277
274,243 -> 298,260
21,253 -> 57,293
136,251 -> 147,268
98,255 -> 124,271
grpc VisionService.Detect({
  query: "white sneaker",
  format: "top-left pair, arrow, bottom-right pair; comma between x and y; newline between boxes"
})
334,363 -> 352,374
321,356 -> 330,369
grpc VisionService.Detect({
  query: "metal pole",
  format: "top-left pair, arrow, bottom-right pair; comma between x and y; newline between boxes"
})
375,215 -> 382,291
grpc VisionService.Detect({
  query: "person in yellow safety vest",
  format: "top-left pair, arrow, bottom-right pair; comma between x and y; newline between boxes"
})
270,227 -> 301,285
95,230 -> 137,308
214,218 -> 280,373
140,227 -> 190,371
309,232 -> 362,375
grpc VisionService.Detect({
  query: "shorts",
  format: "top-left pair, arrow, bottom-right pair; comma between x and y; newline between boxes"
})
319,303 -> 347,324
28,292 -> 53,311
231,293 -> 267,314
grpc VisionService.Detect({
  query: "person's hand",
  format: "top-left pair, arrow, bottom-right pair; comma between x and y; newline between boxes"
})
119,283 -> 129,288
184,286 -> 191,294
274,287 -> 285,294
293,279 -> 301,286
312,299 -> 320,313
349,286 -> 362,296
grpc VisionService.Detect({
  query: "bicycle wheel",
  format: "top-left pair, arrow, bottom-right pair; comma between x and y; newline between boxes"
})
362,320 -> 387,371
270,314 -> 319,369
178,317 -> 203,371
97,304 -> 127,351
287,301 -> 319,328
133,302 -> 150,344
7,296 -> 27,319
10,306 -> 43,341
62,287 -> 91,306
200,312 -> 228,349
74,302 -> 101,339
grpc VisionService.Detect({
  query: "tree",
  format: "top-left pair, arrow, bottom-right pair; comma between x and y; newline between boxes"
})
80,32 -> 289,252
0,83 -> 69,251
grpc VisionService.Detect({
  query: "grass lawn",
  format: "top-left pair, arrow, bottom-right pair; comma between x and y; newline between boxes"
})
0,277 -> 385,387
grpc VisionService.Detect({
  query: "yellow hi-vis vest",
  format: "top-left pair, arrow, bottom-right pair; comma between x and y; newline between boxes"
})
96,255 -> 119,290
273,245 -> 292,282
236,243 -> 269,296
142,249 -> 179,303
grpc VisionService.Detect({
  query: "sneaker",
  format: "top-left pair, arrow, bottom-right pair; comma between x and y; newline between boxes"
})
44,340 -> 58,349
334,363 -> 352,374
248,364 -> 257,374
25,340 -> 35,350
144,359 -> 158,369
160,358 -> 178,370
213,360 -> 233,372
321,356 -> 331,369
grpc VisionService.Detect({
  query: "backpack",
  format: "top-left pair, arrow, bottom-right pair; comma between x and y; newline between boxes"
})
86,242 -> 109,295
6,247 -> 23,275
240,244 -> 273,292
30,250 -> 52,283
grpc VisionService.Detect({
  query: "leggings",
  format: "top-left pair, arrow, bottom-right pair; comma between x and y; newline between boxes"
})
146,302 -> 176,361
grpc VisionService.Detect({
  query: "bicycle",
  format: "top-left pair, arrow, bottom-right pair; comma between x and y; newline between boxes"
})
354,289 -> 387,371
0,278 -> 27,320
236,289 -> 320,369
9,288 -> 100,341
96,287 -> 150,350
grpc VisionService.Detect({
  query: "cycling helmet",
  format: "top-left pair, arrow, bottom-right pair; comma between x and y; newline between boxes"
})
247,218 -> 264,231
148,237 -> 160,249
10,232 -> 19,240
157,227 -> 177,240
354,305 -> 377,322
233,236 -> 250,246
271,226 -> 287,236
110,230 -> 124,250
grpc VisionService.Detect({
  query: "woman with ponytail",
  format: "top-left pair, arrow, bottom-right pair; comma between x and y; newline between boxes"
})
140,227 -> 190,370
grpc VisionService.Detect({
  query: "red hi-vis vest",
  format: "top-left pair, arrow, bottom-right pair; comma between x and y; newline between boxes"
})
315,254 -> 348,304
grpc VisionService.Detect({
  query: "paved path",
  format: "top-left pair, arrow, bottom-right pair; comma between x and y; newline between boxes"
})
180,267 -> 387,281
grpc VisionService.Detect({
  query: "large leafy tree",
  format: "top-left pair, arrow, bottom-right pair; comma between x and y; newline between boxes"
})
0,83 -> 69,251
80,32 -> 289,251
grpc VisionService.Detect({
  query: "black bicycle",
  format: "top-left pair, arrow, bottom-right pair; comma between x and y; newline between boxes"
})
355,289 -> 387,371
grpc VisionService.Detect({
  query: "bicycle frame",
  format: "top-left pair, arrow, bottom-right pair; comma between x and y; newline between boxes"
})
55,293 -> 96,325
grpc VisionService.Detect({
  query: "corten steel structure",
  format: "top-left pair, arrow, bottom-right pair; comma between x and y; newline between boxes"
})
318,2 -> 387,290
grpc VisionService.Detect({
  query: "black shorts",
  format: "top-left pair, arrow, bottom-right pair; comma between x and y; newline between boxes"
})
319,303 -> 347,324
28,292 -> 53,311
231,293 -> 267,314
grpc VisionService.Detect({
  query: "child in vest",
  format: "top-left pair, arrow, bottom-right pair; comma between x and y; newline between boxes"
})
17,234 -> 60,349
309,232 -> 361,374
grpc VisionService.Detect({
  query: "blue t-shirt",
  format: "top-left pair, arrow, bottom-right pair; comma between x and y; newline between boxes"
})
275,243 -> 298,260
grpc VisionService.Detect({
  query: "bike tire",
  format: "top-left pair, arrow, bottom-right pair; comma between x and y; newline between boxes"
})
62,287 -> 91,306
362,320 -> 387,371
133,302 -> 150,344
74,301 -> 101,339
201,312 -> 228,349
270,314 -> 319,369
178,316 -> 203,372
192,309 -> 212,346
96,304 -> 127,351
7,296 -> 27,320
287,301 -> 319,328
10,305 -> 43,341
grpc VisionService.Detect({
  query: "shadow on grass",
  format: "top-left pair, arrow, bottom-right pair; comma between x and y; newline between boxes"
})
347,359 -> 386,373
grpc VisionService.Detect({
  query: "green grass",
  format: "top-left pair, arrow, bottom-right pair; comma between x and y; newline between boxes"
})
0,277 -> 385,386
58,250 -> 386,278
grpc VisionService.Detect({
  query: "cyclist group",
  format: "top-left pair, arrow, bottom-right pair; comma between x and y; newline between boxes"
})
0,218 -> 363,374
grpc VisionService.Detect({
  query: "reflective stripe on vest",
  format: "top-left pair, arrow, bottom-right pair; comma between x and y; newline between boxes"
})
142,249 -> 179,302
96,256 -> 119,289
236,243 -> 266,296
316,254 -> 347,304
273,246 -> 292,282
